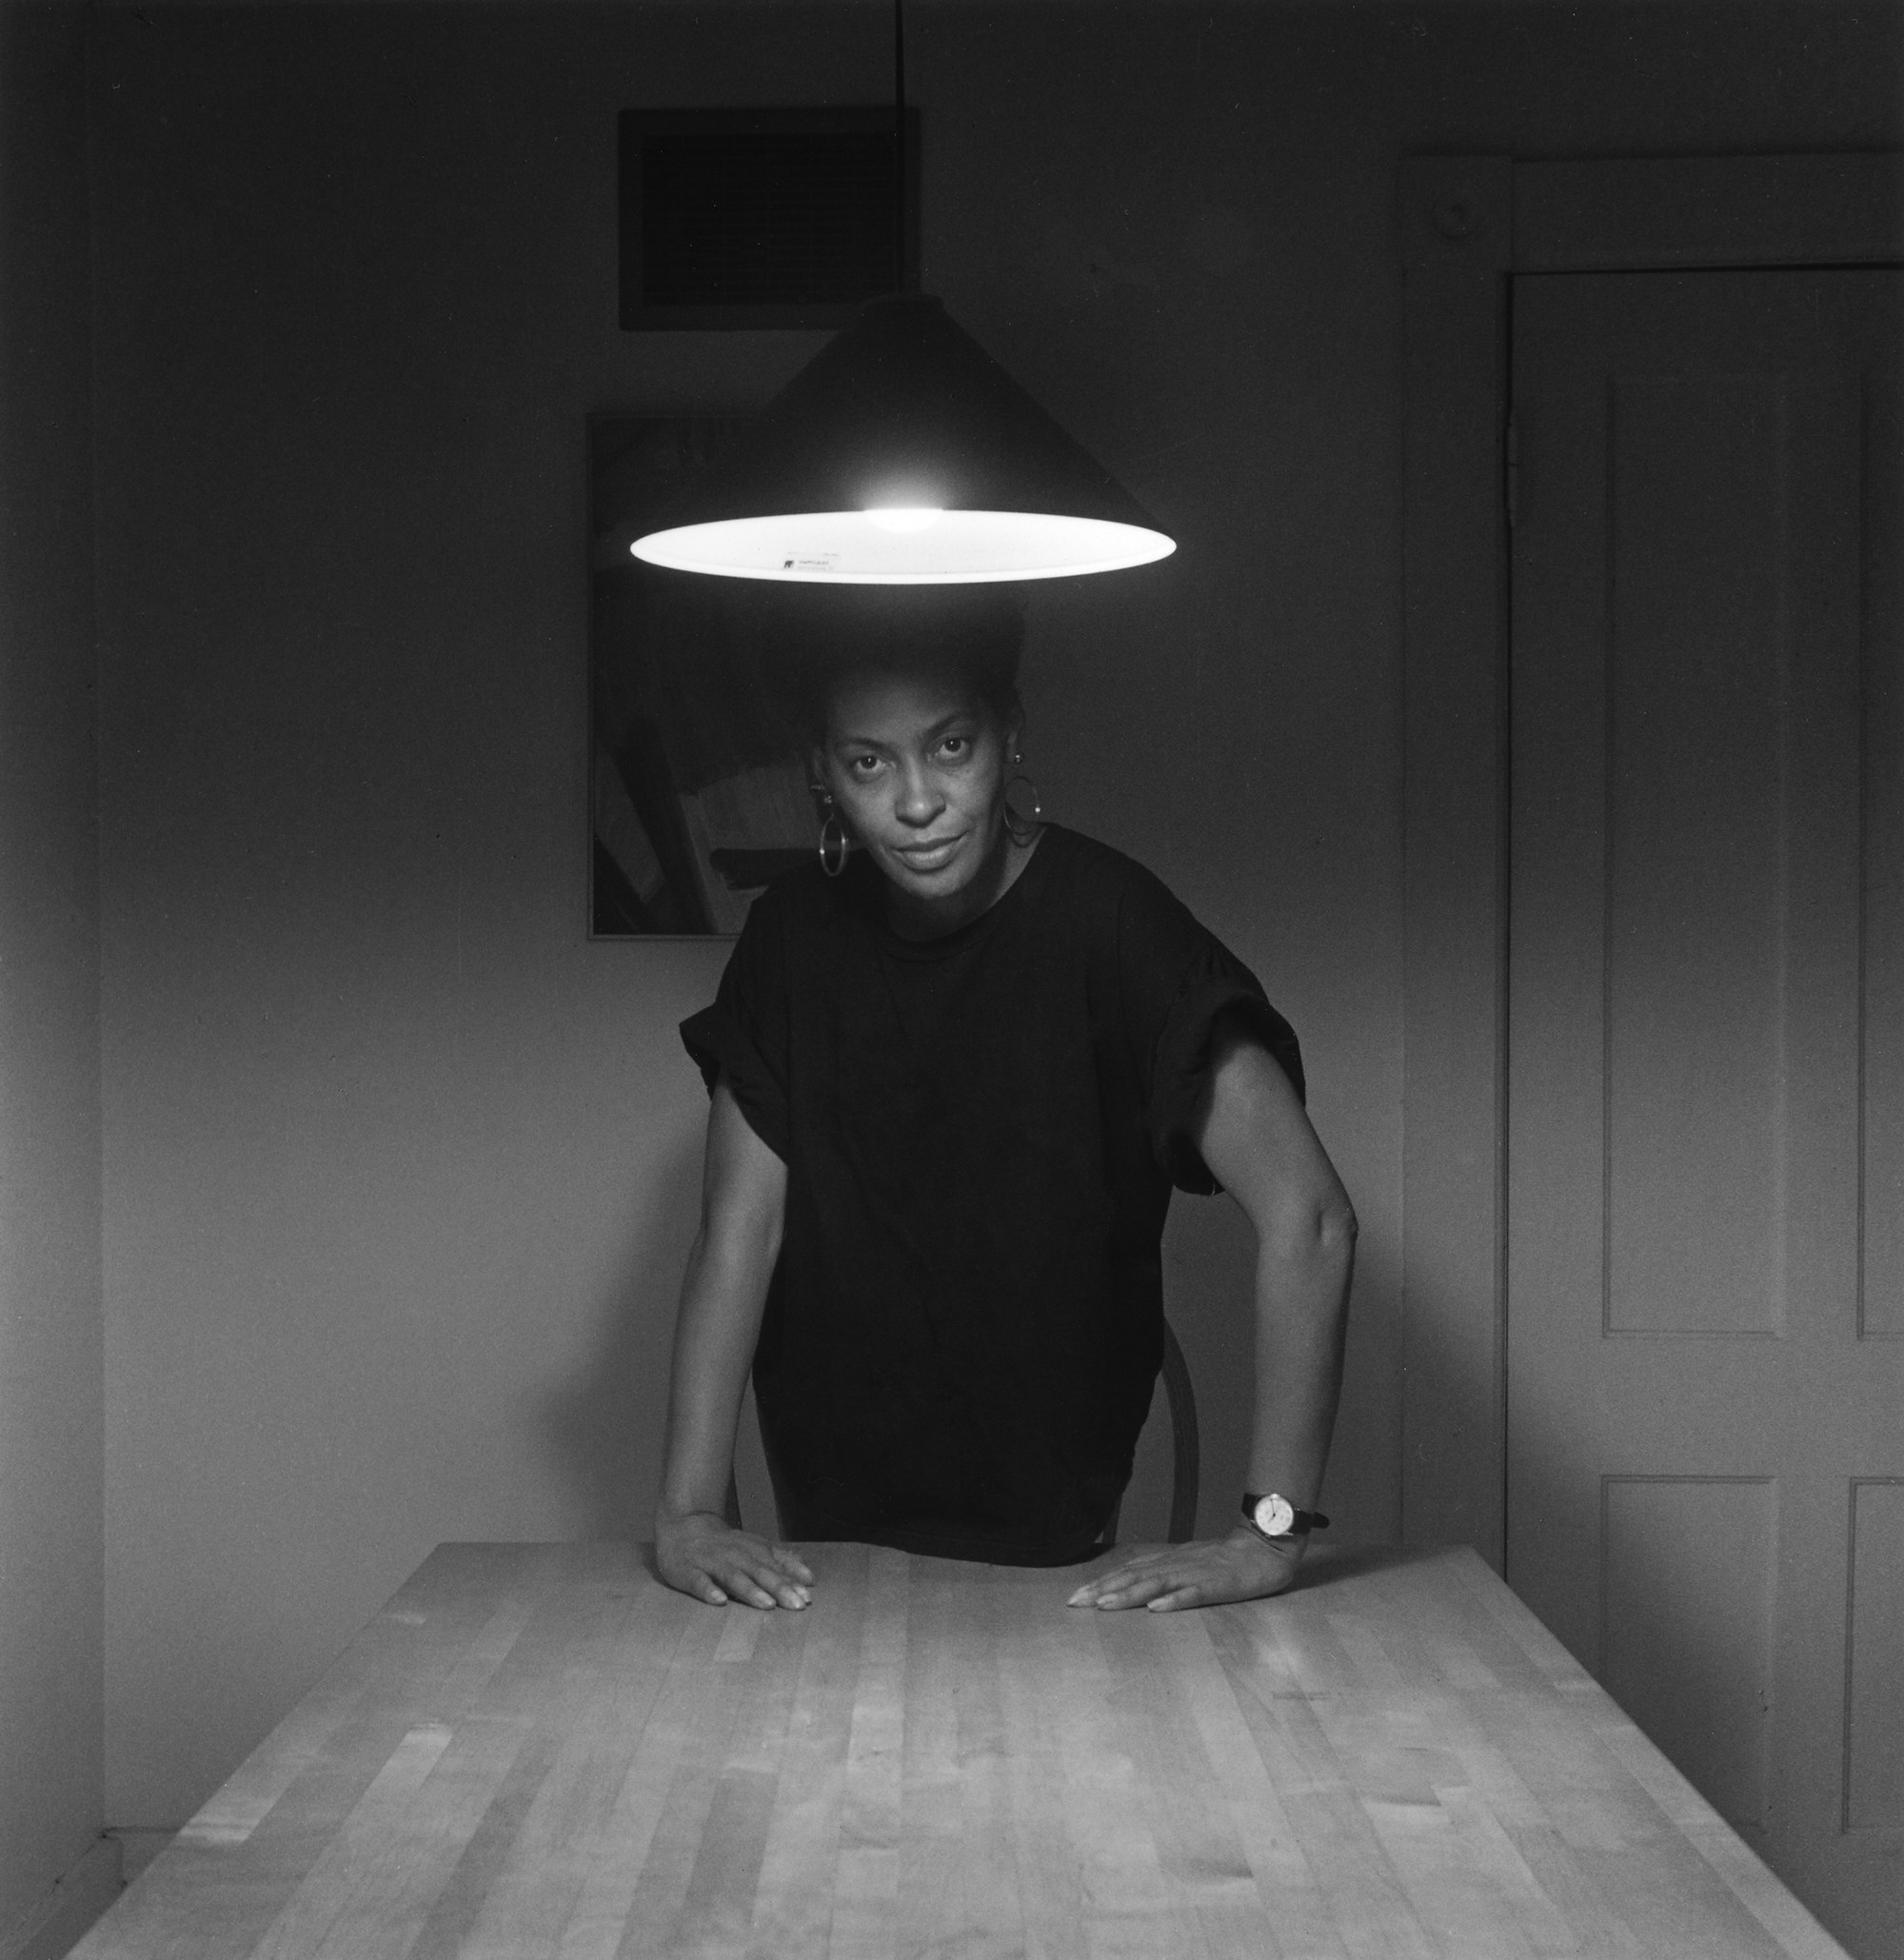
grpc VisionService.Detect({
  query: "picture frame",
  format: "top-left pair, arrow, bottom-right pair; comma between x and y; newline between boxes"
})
587,413 -> 819,937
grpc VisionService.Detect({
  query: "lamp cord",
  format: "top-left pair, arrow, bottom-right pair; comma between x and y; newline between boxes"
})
893,0 -> 906,290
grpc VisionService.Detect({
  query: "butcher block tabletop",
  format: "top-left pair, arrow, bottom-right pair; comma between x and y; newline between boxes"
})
74,1540 -> 1848,1960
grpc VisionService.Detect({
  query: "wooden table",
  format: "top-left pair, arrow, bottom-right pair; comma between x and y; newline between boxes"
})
75,1541 -> 1850,1959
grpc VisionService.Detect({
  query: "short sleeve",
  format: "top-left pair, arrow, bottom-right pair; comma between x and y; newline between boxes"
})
1116,862 -> 1304,1195
679,886 -> 792,1163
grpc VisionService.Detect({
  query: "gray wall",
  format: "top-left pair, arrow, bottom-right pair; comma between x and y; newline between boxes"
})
0,0 -> 104,1928
74,0 -> 1900,1828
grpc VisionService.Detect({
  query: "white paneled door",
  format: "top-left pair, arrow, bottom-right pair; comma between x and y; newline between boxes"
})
1508,268 -> 1903,1958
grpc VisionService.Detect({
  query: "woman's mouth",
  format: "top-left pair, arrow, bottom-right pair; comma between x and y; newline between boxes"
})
892,835 -> 964,872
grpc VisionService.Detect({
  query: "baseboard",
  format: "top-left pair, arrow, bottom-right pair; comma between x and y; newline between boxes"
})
0,1838 -> 122,1960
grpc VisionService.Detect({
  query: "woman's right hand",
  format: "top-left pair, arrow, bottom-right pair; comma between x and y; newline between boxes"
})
655,1510 -> 815,1610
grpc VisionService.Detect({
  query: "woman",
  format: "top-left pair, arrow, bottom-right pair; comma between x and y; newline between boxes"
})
655,591 -> 1356,1614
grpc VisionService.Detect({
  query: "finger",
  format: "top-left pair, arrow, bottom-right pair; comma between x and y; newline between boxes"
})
691,1574 -> 729,1607
1067,1556 -> 1164,1605
752,1560 -> 810,1610
1144,1586 -> 1209,1613
731,1574 -> 781,1610
771,1547 -> 817,1587
1093,1571 -> 1184,1611
710,1563 -> 780,1610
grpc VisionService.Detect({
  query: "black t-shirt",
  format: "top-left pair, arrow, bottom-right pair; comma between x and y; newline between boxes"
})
678,822 -> 1302,1566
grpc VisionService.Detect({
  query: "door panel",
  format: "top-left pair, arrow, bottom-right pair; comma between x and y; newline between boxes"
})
1509,269 -> 1902,1959
1847,1479 -> 1904,1832
1866,375 -> 1904,1342
1601,1475 -> 1777,1829
1605,372 -> 1816,1338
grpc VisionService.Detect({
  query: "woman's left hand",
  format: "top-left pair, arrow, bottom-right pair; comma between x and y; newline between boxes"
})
1066,1528 -> 1306,1613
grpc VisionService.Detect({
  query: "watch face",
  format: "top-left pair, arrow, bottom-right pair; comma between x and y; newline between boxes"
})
1253,1494 -> 1296,1537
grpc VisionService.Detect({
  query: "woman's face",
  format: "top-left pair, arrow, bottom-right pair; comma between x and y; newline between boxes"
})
813,662 -> 1022,910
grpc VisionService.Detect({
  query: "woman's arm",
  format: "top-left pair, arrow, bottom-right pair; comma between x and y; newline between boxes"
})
653,1073 -> 813,1610
1205,1014 -> 1357,1523
1069,1010 -> 1357,1612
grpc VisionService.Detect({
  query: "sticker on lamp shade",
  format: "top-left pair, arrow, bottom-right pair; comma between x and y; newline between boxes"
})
631,509 -> 1176,584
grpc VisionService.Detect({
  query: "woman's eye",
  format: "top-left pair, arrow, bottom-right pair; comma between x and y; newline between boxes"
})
849,754 -> 882,777
940,735 -> 970,759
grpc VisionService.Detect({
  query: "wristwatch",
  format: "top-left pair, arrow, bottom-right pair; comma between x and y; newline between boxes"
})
1240,1491 -> 1330,1541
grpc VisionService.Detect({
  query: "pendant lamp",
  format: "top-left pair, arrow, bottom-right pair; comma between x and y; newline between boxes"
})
631,4 -> 1175,584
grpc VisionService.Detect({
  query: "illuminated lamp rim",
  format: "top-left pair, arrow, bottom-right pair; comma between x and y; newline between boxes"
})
628,511 -> 1177,584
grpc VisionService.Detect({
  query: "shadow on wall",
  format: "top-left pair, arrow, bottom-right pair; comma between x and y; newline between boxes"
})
538,1127 -> 708,1540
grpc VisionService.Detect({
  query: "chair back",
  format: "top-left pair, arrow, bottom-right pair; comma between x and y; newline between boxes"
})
1098,1317 -> 1200,1547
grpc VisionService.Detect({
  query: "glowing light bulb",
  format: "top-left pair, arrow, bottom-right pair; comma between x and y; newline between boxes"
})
864,507 -> 944,534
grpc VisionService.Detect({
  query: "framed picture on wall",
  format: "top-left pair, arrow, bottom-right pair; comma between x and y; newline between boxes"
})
588,414 -> 819,937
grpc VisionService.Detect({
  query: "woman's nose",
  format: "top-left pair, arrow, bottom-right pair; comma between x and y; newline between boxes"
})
894,761 -> 943,822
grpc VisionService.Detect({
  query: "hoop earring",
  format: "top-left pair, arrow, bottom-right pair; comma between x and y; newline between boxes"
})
1003,770 -> 1042,844
818,808 -> 851,879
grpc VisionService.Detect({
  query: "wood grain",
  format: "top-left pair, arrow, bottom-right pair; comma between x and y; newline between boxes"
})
71,1543 -> 1851,1959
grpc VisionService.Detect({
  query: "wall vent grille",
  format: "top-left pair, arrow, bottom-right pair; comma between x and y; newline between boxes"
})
619,109 -> 920,329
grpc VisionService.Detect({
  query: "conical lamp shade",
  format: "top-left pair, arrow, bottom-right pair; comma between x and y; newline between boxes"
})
631,294 -> 1175,583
